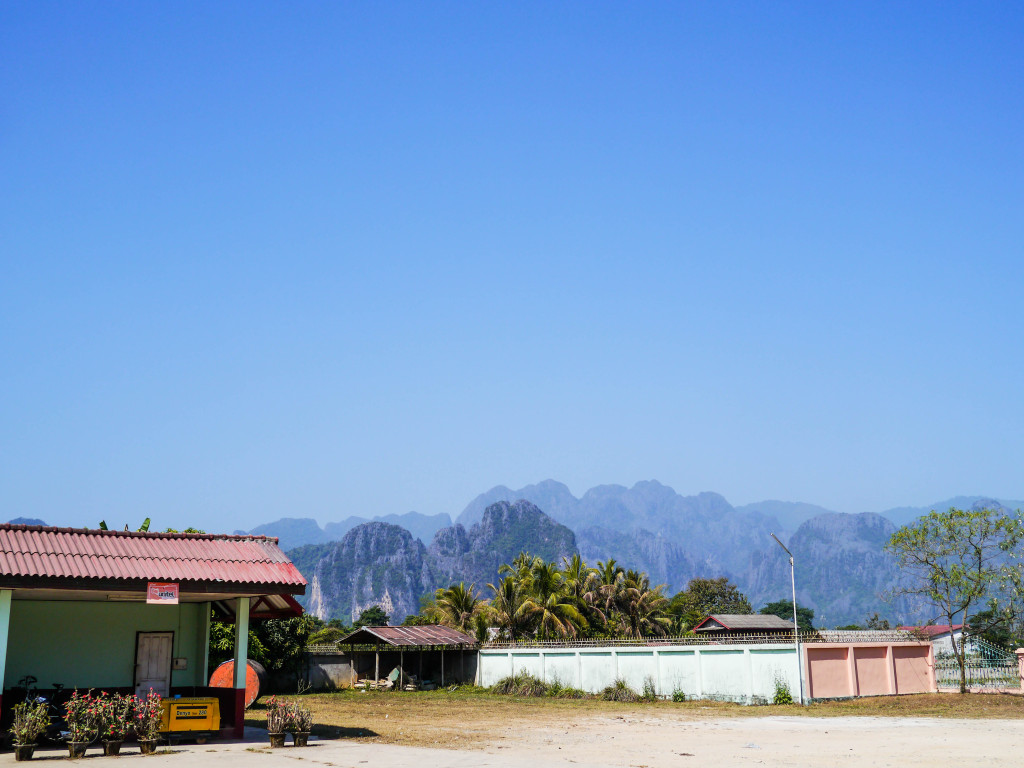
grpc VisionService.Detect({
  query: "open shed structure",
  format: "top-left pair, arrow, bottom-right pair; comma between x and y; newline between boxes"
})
0,524 -> 306,737
693,614 -> 797,636
338,625 -> 479,689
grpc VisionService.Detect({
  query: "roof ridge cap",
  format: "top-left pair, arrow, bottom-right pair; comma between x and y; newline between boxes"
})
0,523 -> 276,543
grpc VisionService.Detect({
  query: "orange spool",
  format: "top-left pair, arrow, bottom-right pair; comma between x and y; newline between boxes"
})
208,659 -> 267,708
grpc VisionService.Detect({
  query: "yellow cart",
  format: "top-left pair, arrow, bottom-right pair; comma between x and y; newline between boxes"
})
159,697 -> 221,743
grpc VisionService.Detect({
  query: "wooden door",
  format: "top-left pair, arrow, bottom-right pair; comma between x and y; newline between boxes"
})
135,632 -> 174,697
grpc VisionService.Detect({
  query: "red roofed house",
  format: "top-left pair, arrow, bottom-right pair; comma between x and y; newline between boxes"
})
897,624 -> 973,657
0,524 -> 306,738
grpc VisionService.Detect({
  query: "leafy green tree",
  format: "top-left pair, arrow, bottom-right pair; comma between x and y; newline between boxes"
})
670,577 -> 753,630
865,613 -> 891,630
759,599 -> 814,631
886,506 -> 1024,693
967,607 -> 1017,649
208,613 -> 317,677
308,626 -> 347,645
353,605 -> 390,628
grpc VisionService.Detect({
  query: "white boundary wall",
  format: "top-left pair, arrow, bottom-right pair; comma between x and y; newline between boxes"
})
478,643 -> 800,703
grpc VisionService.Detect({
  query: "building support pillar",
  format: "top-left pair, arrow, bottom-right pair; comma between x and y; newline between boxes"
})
0,590 -> 12,715
199,602 -> 212,684
232,597 -> 250,739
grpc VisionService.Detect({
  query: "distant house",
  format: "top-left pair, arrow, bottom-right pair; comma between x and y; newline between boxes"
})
897,624 -> 974,656
693,614 -> 797,635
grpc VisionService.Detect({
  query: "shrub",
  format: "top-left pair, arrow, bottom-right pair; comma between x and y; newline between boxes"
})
491,672 -> 550,698
265,695 -> 287,733
671,689 -> 686,703
772,677 -> 794,705
64,690 -> 100,743
600,679 -> 641,703
134,690 -> 164,740
10,699 -> 49,745
641,677 -> 658,701
546,679 -> 588,699
97,692 -> 134,741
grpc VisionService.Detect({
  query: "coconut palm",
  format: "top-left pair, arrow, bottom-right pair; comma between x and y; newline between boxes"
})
487,575 -> 532,641
521,559 -> 587,639
609,575 -> 671,638
433,582 -> 486,634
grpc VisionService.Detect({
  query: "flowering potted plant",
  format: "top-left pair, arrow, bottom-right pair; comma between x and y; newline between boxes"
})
9,698 -> 49,761
64,690 -> 99,758
134,690 -> 163,755
288,702 -> 314,747
97,692 -> 134,756
264,696 -> 286,748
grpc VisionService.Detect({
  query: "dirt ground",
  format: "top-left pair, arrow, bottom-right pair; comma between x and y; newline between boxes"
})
227,690 -> 1024,768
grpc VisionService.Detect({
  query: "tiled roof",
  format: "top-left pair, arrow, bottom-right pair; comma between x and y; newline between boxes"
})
694,614 -> 796,631
339,624 -> 479,647
0,524 -> 306,589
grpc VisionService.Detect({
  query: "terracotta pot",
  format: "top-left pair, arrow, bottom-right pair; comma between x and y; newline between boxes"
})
103,740 -> 123,756
139,738 -> 159,755
67,741 -> 89,759
292,731 -> 310,747
13,744 -> 35,761
268,732 -> 286,748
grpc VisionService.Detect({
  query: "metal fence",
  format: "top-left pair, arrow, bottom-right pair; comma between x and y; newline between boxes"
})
481,629 -> 922,649
934,638 -> 1019,690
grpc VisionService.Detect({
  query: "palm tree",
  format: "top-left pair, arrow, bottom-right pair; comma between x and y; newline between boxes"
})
521,559 -> 587,639
563,554 -> 604,634
610,576 -> 672,638
487,576 -> 532,641
433,582 -> 486,634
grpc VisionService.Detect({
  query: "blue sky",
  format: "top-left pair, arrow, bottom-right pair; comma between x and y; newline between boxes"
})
2,2 -> 1022,531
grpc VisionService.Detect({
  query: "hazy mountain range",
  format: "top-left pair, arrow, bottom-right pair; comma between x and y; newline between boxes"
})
239,481 -> 1022,626
10,484 -> 1021,627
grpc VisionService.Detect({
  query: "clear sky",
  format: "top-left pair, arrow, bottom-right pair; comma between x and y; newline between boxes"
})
2,2 -> 1022,531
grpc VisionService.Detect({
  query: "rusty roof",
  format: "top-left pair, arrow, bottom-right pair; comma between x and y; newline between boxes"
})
693,614 -> 796,632
0,524 -> 306,590
339,624 -> 479,647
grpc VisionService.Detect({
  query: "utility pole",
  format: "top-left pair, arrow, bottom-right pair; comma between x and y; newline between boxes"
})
771,533 -> 804,705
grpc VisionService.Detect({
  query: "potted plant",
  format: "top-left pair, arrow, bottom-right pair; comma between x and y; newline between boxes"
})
9,698 -> 49,761
265,696 -> 286,748
134,690 -> 163,755
289,703 -> 313,747
98,692 -> 134,756
64,690 -> 99,759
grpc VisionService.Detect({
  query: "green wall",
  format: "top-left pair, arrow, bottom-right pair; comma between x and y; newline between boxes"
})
4,600 -> 210,691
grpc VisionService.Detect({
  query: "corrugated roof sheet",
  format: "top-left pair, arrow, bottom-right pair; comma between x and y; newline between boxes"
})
339,624 -> 478,647
695,614 -> 796,631
0,524 -> 307,589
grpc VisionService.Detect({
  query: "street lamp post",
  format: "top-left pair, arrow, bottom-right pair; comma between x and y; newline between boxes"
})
771,532 -> 804,705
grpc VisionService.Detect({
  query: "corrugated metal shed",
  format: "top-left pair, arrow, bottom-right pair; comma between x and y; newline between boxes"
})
694,614 -> 796,632
339,624 -> 478,647
0,524 -> 307,589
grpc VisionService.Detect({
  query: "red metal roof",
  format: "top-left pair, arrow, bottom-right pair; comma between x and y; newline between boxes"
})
898,624 -> 964,637
339,624 -> 479,647
0,524 -> 306,590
